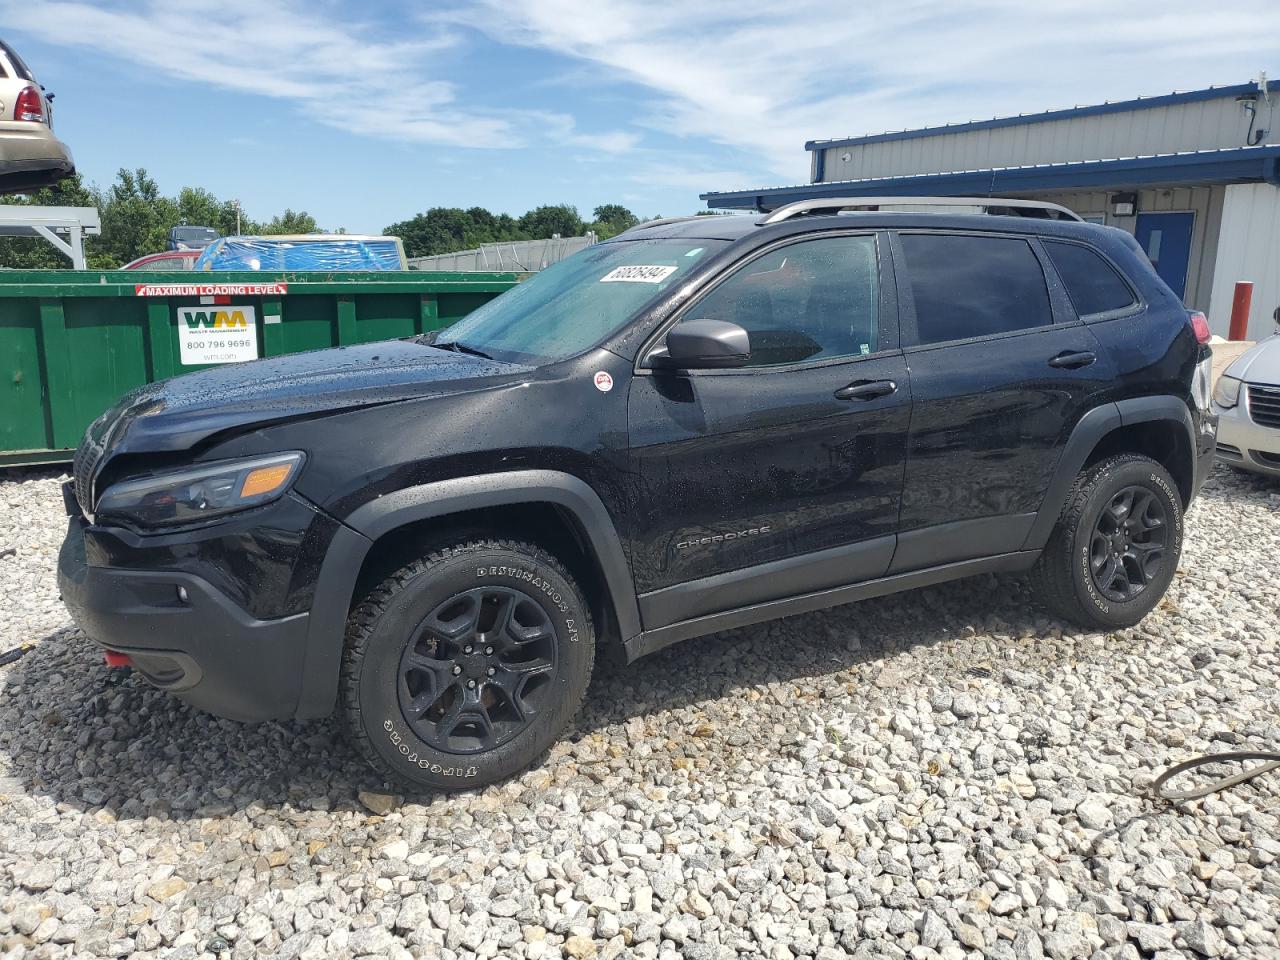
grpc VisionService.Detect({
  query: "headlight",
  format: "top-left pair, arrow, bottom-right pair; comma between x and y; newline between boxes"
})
1212,375 -> 1242,410
96,452 -> 305,528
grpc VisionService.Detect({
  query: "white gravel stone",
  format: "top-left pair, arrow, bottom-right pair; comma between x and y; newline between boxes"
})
0,465 -> 1278,958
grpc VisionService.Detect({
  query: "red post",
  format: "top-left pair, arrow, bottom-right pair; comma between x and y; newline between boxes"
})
1228,281 -> 1254,341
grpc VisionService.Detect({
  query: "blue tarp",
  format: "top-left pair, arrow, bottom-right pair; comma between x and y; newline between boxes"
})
194,236 -> 406,271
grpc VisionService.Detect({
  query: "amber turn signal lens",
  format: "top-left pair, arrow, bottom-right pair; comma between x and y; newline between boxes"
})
240,463 -> 294,499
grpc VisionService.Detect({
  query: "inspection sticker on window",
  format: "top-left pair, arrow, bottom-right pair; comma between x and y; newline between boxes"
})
599,265 -> 677,283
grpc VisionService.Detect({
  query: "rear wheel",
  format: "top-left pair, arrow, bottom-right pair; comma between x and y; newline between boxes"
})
1031,453 -> 1183,630
341,538 -> 594,792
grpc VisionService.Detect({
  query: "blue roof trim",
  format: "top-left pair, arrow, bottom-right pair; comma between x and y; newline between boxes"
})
804,81 -> 1280,152
702,147 -> 1280,210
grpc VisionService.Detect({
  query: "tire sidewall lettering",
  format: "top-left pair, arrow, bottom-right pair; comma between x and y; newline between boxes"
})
380,719 -> 479,778
476,564 -> 580,642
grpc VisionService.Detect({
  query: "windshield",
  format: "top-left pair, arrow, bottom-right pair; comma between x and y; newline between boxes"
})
437,238 -> 727,363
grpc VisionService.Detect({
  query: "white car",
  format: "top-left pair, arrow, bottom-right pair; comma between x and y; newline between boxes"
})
1214,334 -> 1280,477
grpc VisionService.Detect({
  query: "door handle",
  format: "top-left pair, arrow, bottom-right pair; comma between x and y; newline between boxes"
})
1047,350 -> 1097,369
835,379 -> 897,401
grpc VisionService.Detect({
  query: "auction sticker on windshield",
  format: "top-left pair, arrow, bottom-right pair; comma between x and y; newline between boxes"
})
177,306 -> 260,365
599,265 -> 677,283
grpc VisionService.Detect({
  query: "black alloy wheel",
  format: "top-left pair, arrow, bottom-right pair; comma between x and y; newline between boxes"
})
397,586 -> 559,754
1088,484 -> 1169,603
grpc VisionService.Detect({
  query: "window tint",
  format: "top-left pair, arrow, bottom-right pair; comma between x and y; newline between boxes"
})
689,235 -> 879,367
1044,241 -> 1136,316
900,234 -> 1053,345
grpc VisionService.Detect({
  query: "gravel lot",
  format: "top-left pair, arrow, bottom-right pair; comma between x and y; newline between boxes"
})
1,465 -> 1278,960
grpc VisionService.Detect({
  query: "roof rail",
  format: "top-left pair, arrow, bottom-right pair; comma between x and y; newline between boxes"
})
759,196 -> 1083,224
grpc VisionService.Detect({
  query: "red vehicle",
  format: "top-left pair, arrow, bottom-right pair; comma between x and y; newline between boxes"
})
121,250 -> 199,271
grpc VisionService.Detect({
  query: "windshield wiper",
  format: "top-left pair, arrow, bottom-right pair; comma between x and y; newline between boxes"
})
434,340 -> 494,360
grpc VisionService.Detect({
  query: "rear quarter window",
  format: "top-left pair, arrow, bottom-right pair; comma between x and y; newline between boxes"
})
1044,240 -> 1137,317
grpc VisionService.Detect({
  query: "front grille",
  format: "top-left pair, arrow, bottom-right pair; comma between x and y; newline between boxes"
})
1248,384 -> 1280,429
72,430 -> 105,513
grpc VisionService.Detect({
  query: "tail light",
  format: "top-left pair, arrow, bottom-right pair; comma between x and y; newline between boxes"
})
1189,311 -> 1211,345
14,86 -> 45,123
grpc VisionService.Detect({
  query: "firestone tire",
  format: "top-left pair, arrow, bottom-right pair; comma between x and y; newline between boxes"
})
1030,453 -> 1183,631
341,538 -> 594,793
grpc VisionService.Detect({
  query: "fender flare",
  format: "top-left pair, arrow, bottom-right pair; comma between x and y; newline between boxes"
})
293,469 -> 640,719
1022,396 -> 1195,550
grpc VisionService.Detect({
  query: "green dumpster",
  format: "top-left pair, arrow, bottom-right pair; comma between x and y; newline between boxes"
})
0,269 -> 523,466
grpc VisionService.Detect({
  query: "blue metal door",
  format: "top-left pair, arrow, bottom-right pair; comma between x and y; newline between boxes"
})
1135,212 -> 1195,301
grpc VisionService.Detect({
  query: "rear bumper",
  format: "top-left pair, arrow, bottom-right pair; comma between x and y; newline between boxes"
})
0,155 -> 74,192
58,516 -> 311,722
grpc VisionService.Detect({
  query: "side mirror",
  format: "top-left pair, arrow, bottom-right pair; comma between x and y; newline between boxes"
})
654,319 -> 751,370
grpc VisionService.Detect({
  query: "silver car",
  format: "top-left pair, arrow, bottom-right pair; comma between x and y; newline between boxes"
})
1214,333 -> 1280,477
0,37 -> 73,194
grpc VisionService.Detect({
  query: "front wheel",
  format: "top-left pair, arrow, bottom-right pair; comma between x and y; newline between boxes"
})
341,538 -> 594,792
1030,453 -> 1183,630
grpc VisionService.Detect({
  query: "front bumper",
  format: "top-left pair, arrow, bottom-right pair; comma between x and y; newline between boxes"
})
1214,398 -> 1280,478
58,512 -> 316,723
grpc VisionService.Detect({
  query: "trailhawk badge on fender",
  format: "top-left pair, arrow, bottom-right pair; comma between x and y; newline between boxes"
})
593,371 -> 614,392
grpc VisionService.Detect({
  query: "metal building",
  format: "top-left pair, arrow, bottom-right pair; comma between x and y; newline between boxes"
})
702,79 -> 1280,340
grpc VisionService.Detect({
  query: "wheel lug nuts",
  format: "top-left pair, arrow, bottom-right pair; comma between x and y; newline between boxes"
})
464,645 -> 473,654
487,667 -> 495,676
467,679 -> 476,688
485,646 -> 493,655
452,665 -> 462,675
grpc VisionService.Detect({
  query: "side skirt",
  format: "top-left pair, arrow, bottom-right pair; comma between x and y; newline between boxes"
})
624,550 -> 1040,662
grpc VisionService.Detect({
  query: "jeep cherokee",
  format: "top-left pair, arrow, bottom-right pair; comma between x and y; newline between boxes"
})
58,197 -> 1217,791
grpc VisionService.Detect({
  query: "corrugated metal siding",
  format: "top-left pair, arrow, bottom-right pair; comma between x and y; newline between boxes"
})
820,96 -> 1278,182
1207,183 -> 1280,341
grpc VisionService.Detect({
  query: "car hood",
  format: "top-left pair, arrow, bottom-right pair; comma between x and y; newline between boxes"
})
1225,334 -> 1280,386
96,339 -> 531,455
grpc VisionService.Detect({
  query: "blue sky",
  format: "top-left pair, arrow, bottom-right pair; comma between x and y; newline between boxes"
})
2,1 -> 1274,234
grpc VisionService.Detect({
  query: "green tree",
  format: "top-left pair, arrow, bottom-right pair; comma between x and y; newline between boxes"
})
518,204 -> 583,240
588,203 -> 638,239
96,168 -> 180,264
259,208 -> 319,235
176,187 -> 247,236
0,170 -> 331,269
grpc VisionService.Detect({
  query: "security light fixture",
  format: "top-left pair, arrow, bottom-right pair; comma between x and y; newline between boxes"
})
1111,193 -> 1137,217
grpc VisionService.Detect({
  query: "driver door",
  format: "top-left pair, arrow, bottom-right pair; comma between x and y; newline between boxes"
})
626,232 -> 911,630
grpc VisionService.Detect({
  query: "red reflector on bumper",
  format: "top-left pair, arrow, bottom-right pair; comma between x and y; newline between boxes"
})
104,650 -> 132,668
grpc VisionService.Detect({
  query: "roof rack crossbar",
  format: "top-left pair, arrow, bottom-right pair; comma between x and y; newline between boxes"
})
759,196 -> 1083,224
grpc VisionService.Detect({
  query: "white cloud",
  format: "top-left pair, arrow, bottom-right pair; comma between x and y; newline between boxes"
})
0,0 -> 635,152
446,0 -> 1276,186
4,0 -> 1274,204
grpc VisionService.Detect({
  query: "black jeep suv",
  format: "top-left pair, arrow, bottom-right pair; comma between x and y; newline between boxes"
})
59,197 -> 1217,790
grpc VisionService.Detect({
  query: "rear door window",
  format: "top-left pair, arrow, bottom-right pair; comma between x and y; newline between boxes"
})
1043,240 -> 1137,317
899,233 -> 1054,345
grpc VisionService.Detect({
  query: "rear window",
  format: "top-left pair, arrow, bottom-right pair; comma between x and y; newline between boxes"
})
900,233 -> 1054,345
1044,241 -> 1137,317
0,41 -> 36,81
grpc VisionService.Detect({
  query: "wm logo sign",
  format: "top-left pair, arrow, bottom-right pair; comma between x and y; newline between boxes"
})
184,310 -> 249,330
